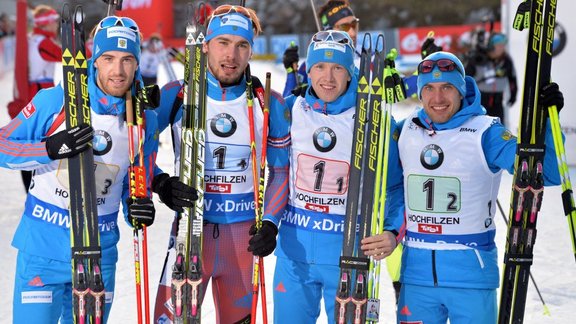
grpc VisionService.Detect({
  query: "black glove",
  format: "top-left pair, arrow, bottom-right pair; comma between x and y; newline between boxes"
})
421,38 -> 442,59
248,221 -> 278,257
152,173 -> 198,212
138,84 -> 161,109
507,97 -> 516,107
282,45 -> 299,70
540,82 -> 564,112
127,197 -> 155,229
45,123 -> 94,160
291,83 -> 308,97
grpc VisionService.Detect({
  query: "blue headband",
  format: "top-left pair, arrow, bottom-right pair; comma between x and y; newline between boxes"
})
206,13 -> 254,46
93,25 -> 141,63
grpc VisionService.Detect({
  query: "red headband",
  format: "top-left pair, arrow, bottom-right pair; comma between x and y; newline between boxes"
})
34,9 -> 59,27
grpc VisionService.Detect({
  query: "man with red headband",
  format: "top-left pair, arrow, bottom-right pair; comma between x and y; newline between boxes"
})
28,5 -> 61,100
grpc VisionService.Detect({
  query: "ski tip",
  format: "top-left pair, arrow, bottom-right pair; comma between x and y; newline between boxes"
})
361,33 -> 372,52
375,34 -> 385,53
60,3 -> 71,21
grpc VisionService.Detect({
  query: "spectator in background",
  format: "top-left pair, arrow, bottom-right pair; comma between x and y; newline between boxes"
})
0,12 -> 15,38
28,5 -> 62,99
140,33 -> 163,86
12,4 -> 62,193
465,33 -> 517,126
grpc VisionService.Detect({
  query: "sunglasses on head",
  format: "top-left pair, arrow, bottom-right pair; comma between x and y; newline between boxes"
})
211,4 -> 253,19
312,30 -> 354,51
208,5 -> 261,34
418,58 -> 463,75
334,18 -> 359,32
95,16 -> 139,35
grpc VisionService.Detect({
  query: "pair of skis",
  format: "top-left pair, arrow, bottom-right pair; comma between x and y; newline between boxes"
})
335,33 -> 405,324
497,0 -> 576,323
171,5 -> 208,323
61,4 -> 105,323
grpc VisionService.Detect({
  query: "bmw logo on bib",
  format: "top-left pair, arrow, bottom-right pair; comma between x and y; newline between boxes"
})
92,130 -> 112,156
210,113 -> 237,138
313,127 -> 336,152
420,144 -> 444,170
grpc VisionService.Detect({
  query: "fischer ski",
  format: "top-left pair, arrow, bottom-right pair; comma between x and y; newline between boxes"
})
336,33 -> 389,324
172,4 -> 207,323
498,0 -> 558,323
335,32 -> 372,324
365,48 -> 406,324
61,4 -> 105,323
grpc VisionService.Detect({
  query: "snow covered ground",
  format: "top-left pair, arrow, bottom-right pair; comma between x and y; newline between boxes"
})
0,61 -> 575,323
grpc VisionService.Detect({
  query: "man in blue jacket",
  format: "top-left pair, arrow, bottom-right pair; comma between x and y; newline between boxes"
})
394,51 -> 564,323
265,30 -> 405,323
0,16 -> 162,323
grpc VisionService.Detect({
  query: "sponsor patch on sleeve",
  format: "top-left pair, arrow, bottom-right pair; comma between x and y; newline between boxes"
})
22,103 -> 36,119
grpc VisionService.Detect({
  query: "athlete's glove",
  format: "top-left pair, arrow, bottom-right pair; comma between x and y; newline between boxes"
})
152,173 -> 198,212
45,123 -> 94,160
248,221 -> 278,257
540,82 -> 564,112
291,83 -> 308,97
283,45 -> 299,72
127,197 -> 155,229
421,37 -> 442,59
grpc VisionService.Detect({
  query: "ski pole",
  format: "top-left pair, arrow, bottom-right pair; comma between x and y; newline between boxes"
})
309,0 -> 322,32
246,65 -> 269,324
101,0 -> 123,16
135,84 -> 154,324
496,199 -> 550,316
125,93 -> 144,324
289,41 -> 300,88
547,103 -> 576,262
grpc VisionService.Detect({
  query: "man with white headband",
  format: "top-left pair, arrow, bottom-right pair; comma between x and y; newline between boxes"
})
0,15 -> 164,323
263,30 -> 404,323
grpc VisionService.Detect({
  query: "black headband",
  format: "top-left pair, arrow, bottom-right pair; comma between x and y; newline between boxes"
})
320,4 -> 355,30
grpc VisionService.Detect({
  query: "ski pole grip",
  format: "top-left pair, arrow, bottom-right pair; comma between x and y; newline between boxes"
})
125,92 -> 134,125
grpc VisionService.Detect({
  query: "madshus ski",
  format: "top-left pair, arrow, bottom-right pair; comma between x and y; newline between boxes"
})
61,4 -> 105,323
171,3 -> 208,323
498,0 -> 558,323
335,33 -> 388,324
